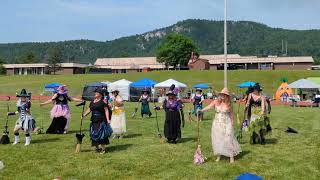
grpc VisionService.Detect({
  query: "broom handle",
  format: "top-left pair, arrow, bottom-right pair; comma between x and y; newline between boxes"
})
237,99 -> 241,114
79,102 -> 86,134
197,112 -> 200,146
5,96 -> 10,129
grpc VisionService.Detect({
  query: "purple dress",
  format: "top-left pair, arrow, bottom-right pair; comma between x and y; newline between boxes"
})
163,99 -> 182,142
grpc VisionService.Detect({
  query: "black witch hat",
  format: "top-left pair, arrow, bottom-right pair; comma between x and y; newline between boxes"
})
253,83 -> 263,92
142,87 -> 150,94
16,89 -> 31,98
166,84 -> 176,96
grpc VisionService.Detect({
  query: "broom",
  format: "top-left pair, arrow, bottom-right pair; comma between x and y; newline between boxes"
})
75,101 -> 86,153
131,102 -> 139,118
0,96 -> 11,144
194,112 -> 205,165
236,99 -> 241,125
153,99 -> 165,144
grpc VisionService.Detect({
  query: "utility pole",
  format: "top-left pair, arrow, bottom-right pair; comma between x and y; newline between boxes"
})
224,0 -> 228,88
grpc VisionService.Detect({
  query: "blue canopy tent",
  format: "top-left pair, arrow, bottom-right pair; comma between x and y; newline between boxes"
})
130,78 -> 157,88
45,83 -> 61,92
192,84 -> 210,89
237,81 -> 256,88
82,82 -> 108,101
130,78 -> 157,101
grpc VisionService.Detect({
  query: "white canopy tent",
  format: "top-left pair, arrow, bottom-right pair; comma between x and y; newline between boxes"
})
154,79 -> 187,89
287,79 -> 320,89
108,79 -> 132,101
101,81 -> 111,85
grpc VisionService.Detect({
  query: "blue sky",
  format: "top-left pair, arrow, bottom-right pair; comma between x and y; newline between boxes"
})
0,0 -> 319,43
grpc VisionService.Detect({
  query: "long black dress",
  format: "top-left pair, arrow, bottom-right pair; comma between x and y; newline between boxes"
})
163,99 -> 182,143
89,99 -> 113,146
46,94 -> 71,134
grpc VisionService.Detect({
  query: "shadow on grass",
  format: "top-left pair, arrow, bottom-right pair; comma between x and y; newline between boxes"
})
178,137 -> 195,143
235,150 -> 250,160
124,134 -> 142,139
265,138 -> 278,144
67,130 -> 89,134
32,137 -> 60,144
80,144 -> 133,153
108,144 -> 133,152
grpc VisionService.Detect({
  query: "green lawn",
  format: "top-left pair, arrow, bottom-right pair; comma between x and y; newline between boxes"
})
0,71 -> 319,179
0,70 -> 319,96
0,101 -> 319,180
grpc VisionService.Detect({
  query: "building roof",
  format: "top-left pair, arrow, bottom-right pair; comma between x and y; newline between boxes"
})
3,63 -> 48,68
3,63 -> 89,69
60,63 -> 89,68
94,57 -> 166,69
198,55 -> 314,65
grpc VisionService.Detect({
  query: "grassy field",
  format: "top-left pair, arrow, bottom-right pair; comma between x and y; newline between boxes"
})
0,70 -> 319,96
0,70 -> 319,179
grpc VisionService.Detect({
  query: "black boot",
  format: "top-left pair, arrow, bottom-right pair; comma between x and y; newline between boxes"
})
250,132 -> 258,144
259,130 -> 266,145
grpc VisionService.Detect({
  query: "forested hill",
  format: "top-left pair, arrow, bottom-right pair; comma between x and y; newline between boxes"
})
0,19 -> 320,64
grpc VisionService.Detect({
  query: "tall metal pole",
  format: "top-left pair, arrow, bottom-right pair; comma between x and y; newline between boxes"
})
224,0 -> 228,88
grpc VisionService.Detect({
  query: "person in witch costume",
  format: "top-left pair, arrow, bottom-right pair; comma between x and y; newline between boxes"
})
199,88 -> 241,163
9,89 -> 36,146
138,89 -> 152,118
241,86 -> 254,131
156,84 -> 184,144
83,88 -> 113,154
245,83 -> 272,145
40,85 -> 83,134
191,88 -> 204,120
110,88 -> 127,139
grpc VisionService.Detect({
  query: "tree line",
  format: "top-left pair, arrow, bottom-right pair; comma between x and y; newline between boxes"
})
0,19 -> 319,66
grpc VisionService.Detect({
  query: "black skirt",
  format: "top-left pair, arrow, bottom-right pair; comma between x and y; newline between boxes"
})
164,110 -> 181,141
46,116 -> 67,134
90,121 -> 110,146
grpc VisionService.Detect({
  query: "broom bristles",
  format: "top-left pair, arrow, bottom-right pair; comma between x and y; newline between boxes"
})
75,144 -> 81,153
159,137 -> 165,144
0,135 -> 10,144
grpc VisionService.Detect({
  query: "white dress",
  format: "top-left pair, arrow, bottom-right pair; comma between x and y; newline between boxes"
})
110,96 -> 127,135
211,105 -> 241,157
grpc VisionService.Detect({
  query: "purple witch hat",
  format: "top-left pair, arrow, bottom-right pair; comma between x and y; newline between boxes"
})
56,85 -> 68,95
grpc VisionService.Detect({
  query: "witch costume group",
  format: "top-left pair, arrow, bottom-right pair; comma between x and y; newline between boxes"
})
4,82 -> 272,163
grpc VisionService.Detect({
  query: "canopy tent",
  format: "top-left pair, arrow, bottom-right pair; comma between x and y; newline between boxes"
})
237,81 -> 256,88
129,78 -> 157,102
287,79 -> 320,89
101,81 -> 112,85
307,77 -> 320,86
130,78 -> 157,88
154,79 -> 187,89
44,83 -> 61,92
108,79 -> 132,101
82,82 -> 108,101
192,84 -> 210,89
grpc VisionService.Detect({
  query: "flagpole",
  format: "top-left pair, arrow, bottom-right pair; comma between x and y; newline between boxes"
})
224,0 -> 228,88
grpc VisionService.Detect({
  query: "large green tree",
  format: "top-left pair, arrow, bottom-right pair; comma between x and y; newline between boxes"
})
156,33 -> 198,68
47,47 -> 63,75
314,57 -> 320,65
